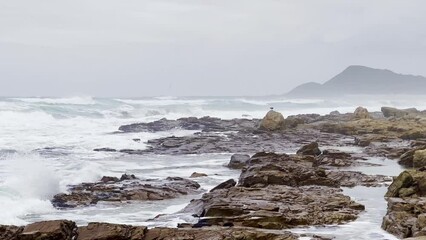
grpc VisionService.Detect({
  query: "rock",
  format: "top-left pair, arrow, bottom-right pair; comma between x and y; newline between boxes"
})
330,110 -> 340,115
52,175 -> 201,208
188,185 -> 363,229
383,169 -> 426,238
385,171 -> 415,197
326,171 -> 391,187
100,176 -> 119,183
0,225 -> 23,240
259,110 -> 285,131
77,222 -> 147,240
297,142 -> 321,156
414,150 -> 426,168
354,137 -> 371,147
238,153 -> 338,188
381,107 -> 420,118
227,154 -> 250,169
190,172 -> 208,178
210,179 -> 236,192
20,220 -> 77,240
94,148 -> 117,152
120,174 -> 137,181
143,227 -> 297,240
353,107 -> 370,119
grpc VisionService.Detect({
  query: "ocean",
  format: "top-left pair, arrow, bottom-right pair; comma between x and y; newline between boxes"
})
0,95 -> 425,239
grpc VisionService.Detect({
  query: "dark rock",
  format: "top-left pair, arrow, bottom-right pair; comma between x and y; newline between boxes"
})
210,179 -> 236,192
227,154 -> 250,169
0,225 -> 23,240
52,175 -> 201,208
94,148 -> 117,152
20,220 -> 77,240
297,142 -> 321,156
100,176 -> 119,183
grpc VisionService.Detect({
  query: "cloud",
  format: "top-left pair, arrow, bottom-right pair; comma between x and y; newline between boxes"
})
0,0 -> 425,96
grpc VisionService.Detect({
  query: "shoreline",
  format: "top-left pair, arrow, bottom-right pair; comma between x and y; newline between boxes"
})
2,106 -> 426,239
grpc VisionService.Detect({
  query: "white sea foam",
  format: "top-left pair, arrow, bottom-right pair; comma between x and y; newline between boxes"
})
12,96 -> 97,105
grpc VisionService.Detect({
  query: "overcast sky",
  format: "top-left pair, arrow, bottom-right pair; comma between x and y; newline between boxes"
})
0,0 -> 425,97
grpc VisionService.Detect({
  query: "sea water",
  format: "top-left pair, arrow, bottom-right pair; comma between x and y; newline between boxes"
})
0,95 -> 425,239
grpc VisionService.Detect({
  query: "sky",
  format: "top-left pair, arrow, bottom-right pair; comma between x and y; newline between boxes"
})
0,0 -> 425,97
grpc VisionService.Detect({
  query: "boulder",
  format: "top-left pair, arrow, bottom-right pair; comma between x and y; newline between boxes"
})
381,107 -> 419,118
296,142 -> 321,156
414,150 -> 426,168
190,172 -> 208,178
259,110 -> 285,131
77,222 -> 146,240
227,154 -> 250,169
20,220 -> 77,240
353,107 -> 370,119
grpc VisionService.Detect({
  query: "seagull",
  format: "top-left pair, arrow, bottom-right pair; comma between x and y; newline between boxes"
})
270,107 -> 274,110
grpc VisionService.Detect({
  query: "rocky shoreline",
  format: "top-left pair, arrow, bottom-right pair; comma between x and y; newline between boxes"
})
2,106 -> 426,239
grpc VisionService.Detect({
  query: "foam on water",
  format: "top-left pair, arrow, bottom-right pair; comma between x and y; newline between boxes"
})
0,96 -> 425,237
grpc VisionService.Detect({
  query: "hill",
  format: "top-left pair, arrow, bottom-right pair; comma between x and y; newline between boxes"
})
286,65 -> 426,98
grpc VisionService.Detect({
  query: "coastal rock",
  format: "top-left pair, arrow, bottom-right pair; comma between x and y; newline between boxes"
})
210,179 -> 236,192
20,220 -> 77,240
296,142 -> 321,156
144,227 -> 297,240
52,174 -> 201,208
259,110 -> 285,131
381,107 -> 420,118
414,150 -> 426,168
383,169 -> 426,238
238,154 -> 338,188
188,185 -> 364,229
182,151 -> 365,230
227,154 -> 251,169
353,106 -> 370,119
118,117 -> 259,133
77,222 -> 147,240
190,172 -> 208,178
0,225 -> 23,240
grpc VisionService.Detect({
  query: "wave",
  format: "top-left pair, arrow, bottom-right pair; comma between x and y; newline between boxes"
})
11,96 -> 97,105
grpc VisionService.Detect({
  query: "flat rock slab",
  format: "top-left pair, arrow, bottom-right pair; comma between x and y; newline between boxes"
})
52,174 -> 201,208
185,185 -> 364,229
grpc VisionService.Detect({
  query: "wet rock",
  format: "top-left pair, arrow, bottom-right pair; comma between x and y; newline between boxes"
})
187,185 -> 363,229
190,172 -> 208,178
383,169 -> 426,238
227,154 -> 251,169
210,179 -> 237,192
259,110 -> 285,131
20,220 -> 77,240
100,176 -> 119,183
296,142 -> 321,156
353,106 -> 370,119
52,175 -> 201,208
144,227 -> 297,240
0,225 -> 23,240
326,171 -> 391,187
94,147 -> 117,152
238,153 -> 338,188
119,117 -> 259,133
77,222 -> 147,240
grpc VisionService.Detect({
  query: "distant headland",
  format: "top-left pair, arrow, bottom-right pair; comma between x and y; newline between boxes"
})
286,65 -> 426,98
